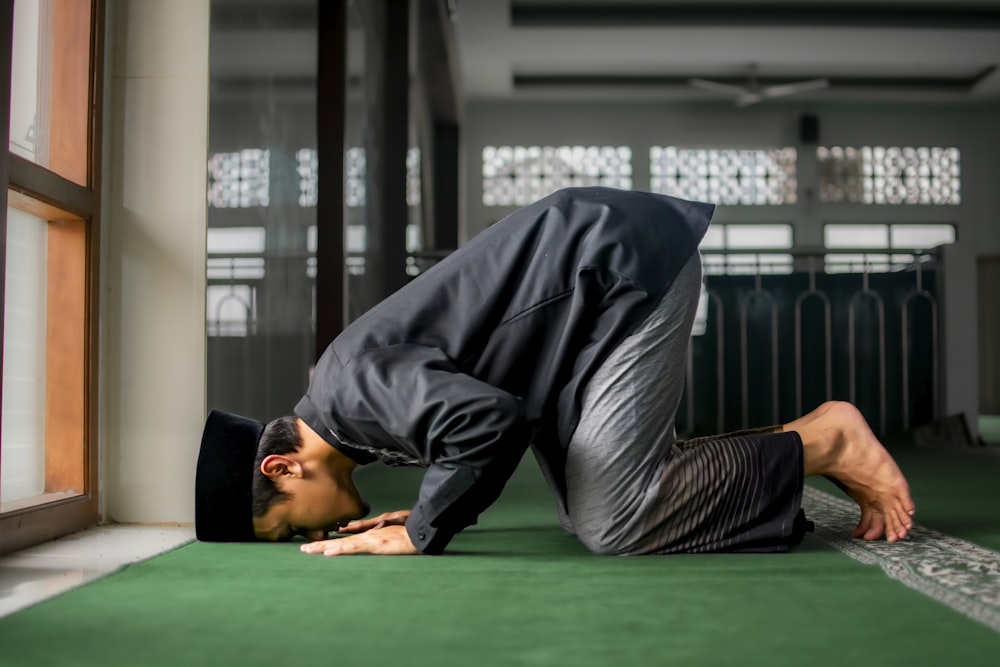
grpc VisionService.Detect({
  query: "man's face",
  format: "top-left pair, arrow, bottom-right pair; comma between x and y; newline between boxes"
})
253,434 -> 370,541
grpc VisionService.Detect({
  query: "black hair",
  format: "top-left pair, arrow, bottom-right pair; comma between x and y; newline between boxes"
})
251,415 -> 302,517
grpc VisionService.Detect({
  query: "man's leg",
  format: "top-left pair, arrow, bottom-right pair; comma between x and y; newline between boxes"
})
562,251 -> 780,555
672,404 -> 915,543
565,253 -> 914,555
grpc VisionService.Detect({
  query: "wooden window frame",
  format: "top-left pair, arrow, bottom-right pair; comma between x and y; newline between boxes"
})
0,0 -> 104,555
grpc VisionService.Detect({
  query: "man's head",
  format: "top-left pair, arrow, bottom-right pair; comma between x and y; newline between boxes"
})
250,416 -> 370,541
195,411 -> 368,542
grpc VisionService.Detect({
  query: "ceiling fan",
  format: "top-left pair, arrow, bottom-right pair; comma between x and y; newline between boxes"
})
689,64 -> 830,107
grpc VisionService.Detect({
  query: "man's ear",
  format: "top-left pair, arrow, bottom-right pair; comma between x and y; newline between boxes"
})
260,454 -> 303,481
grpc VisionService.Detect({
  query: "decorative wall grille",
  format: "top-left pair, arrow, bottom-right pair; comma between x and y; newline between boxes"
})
817,146 -> 960,205
482,145 -> 632,206
650,147 -> 797,205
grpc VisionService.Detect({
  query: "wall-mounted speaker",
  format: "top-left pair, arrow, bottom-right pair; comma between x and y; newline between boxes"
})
799,113 -> 819,144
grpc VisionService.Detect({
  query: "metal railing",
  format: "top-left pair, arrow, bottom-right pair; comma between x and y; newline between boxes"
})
684,247 -> 941,435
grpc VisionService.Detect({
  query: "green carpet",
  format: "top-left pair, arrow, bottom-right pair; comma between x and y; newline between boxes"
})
979,415 -> 1000,445
1,442 -> 998,667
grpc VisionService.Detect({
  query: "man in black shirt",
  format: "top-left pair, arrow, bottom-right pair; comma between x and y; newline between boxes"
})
196,187 -> 914,556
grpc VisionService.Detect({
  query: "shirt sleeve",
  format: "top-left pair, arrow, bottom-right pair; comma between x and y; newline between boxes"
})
345,344 -> 530,554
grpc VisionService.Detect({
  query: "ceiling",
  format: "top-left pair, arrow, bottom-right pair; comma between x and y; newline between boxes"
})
452,0 -> 1000,104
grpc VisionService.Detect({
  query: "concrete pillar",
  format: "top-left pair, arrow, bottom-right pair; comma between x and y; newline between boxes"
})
102,0 -> 209,523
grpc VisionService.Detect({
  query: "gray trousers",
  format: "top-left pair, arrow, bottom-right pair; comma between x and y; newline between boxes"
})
561,252 -> 805,555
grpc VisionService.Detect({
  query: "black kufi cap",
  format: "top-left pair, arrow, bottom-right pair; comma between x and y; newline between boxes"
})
195,410 -> 265,542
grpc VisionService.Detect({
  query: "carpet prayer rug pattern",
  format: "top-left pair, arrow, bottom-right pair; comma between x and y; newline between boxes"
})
804,486 -> 1000,632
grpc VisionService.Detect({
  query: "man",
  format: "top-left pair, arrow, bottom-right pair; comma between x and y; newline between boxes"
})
196,187 -> 914,557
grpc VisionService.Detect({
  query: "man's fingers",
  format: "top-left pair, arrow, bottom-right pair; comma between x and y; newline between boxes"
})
322,537 -> 367,556
336,519 -> 379,533
337,511 -> 409,534
300,539 -> 338,554
301,536 -> 363,554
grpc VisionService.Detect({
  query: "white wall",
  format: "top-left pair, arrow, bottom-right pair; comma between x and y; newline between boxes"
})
101,0 -> 210,523
465,100 -> 1000,433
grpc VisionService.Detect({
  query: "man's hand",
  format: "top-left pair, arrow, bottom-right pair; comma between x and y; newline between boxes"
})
335,510 -> 411,534
300,524 -> 420,556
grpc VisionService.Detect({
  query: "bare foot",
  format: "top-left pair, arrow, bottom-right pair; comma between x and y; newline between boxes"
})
786,401 -> 916,543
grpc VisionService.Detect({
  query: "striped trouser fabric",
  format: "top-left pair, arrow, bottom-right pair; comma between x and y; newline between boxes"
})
562,252 -> 808,556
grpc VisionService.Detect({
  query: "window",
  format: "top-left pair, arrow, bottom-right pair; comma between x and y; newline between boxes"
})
342,146 -> 423,208
890,224 -> 956,248
205,145 -> 422,211
296,148 -> 318,207
2,0 -> 104,554
339,147 -> 423,277
345,146 -> 366,207
207,149 -> 270,208
650,147 -> 797,205
823,223 -> 956,273
700,223 -> 794,275
817,146 -> 960,205
406,147 -> 421,206
482,145 -> 633,206
205,227 -> 266,337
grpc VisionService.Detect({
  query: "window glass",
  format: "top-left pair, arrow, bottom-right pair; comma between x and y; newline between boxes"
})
890,224 -> 956,249
406,147 -> 421,207
822,221 -> 943,272
699,225 -> 725,249
1,207 -> 47,505
700,223 -> 793,275
726,224 -> 793,249
9,0 -> 92,185
340,146 -> 423,209
206,0 -> 317,415
206,228 -> 266,287
206,285 -> 257,338
1,196 -> 86,512
824,224 -> 889,248
297,148 -> 318,207
206,257 -> 265,281
207,227 -> 267,254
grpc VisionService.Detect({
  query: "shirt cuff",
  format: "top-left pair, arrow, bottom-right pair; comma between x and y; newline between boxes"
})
405,505 -> 456,555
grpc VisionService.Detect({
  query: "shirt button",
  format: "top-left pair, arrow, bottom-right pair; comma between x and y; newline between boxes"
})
418,531 -> 426,540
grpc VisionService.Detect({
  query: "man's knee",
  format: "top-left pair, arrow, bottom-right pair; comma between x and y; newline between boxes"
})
574,523 -> 631,556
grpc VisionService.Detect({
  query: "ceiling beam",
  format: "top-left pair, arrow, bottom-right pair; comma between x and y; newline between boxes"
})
511,2 -> 1000,29
513,67 -> 997,93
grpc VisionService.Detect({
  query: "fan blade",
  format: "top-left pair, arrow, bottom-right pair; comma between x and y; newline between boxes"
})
735,92 -> 764,107
761,78 -> 830,99
688,78 -> 748,96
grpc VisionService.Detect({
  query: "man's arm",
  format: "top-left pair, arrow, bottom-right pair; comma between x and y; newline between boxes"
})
307,344 -> 530,556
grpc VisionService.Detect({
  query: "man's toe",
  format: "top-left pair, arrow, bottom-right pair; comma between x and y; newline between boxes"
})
853,508 -> 873,539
